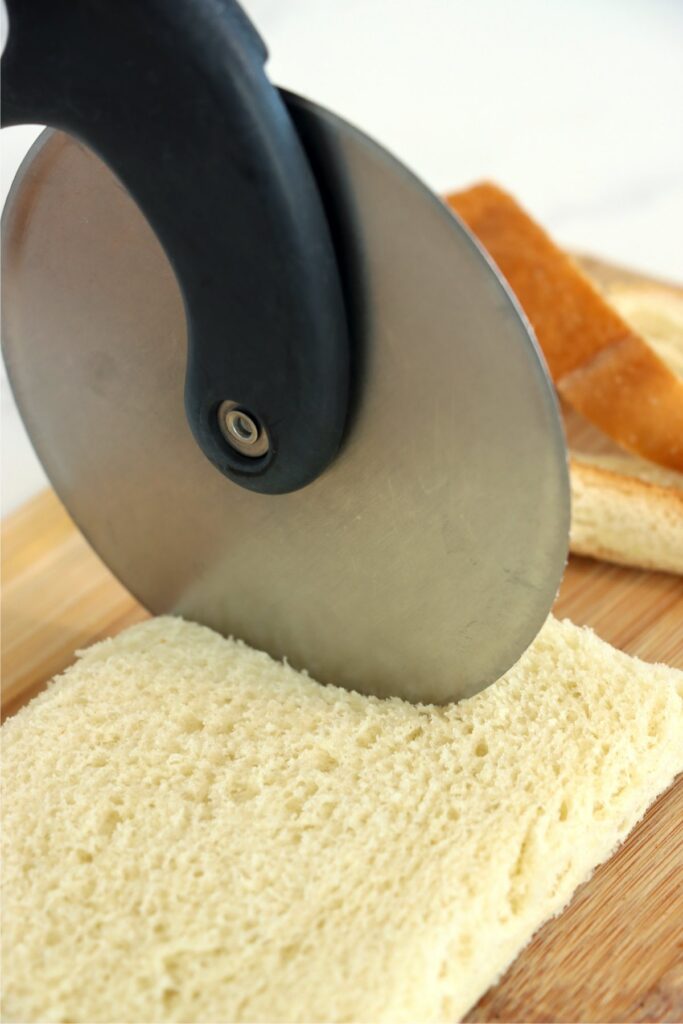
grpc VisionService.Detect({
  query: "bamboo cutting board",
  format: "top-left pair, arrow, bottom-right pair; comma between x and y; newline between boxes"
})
2,258 -> 682,1022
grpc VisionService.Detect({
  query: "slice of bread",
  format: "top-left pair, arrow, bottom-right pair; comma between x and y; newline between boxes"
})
567,271 -> 683,573
447,184 -> 683,471
3,616 -> 682,1023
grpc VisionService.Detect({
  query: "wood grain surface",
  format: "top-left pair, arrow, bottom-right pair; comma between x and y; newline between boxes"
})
1,258 -> 682,1022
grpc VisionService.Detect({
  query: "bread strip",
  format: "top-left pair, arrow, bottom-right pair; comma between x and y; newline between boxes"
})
589,278 -> 683,378
447,183 -> 683,471
3,616 -> 682,1022
570,454 -> 683,573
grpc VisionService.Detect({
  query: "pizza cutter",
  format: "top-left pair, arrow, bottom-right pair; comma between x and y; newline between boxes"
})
1,0 -> 569,703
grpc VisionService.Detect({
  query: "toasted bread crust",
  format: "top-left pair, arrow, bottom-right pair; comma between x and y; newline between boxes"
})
447,184 -> 683,471
561,336 -> 683,467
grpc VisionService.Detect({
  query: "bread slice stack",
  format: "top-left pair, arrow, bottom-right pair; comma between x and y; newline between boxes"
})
448,185 -> 683,575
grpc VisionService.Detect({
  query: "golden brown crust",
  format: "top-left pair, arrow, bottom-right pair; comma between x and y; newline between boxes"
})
560,335 -> 683,467
447,183 -> 683,471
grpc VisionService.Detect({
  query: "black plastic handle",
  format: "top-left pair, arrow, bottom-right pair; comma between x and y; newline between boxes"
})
1,0 -> 350,494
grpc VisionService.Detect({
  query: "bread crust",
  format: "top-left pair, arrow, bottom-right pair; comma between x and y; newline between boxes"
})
447,184 -> 683,471
569,455 -> 683,574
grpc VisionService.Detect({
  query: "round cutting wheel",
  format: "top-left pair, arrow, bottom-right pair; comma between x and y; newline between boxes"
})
1,97 -> 569,703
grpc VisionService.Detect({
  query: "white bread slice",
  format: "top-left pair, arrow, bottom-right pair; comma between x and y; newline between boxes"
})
567,274 -> 683,574
3,616 -> 682,1023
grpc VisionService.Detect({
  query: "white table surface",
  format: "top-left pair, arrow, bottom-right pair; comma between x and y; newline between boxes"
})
2,0 -> 682,515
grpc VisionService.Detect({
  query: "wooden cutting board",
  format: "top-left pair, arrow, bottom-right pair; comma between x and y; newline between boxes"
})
2,258 -> 682,1023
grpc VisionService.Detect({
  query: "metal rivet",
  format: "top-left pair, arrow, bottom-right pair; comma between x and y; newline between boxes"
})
218,400 -> 270,458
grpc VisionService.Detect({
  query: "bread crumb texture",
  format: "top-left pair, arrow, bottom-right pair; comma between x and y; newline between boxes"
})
2,616 -> 682,1023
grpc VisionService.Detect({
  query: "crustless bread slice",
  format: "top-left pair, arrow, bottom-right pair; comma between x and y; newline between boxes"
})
2,616 -> 682,1022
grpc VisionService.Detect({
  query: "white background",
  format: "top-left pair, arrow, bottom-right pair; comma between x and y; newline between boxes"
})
2,0 -> 682,514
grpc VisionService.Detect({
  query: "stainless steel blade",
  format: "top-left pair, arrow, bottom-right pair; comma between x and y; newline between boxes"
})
1,95 -> 569,703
